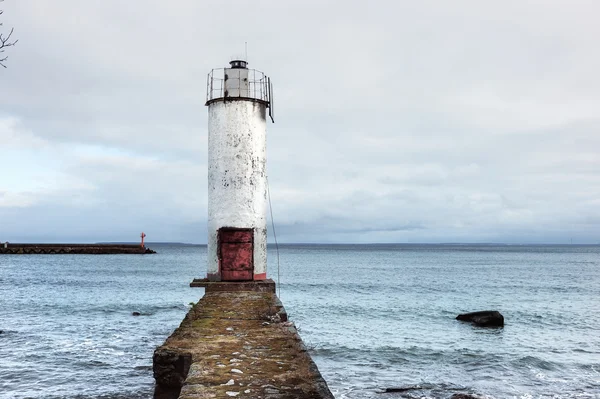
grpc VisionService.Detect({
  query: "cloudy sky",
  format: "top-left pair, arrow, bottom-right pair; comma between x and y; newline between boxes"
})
1,0 -> 598,244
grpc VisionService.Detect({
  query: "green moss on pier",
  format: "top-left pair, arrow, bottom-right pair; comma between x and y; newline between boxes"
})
154,291 -> 333,399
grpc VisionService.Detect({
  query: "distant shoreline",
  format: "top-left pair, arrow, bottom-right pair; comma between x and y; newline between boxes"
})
96,242 -> 198,246
103,242 -> 599,247
4,242 -> 596,247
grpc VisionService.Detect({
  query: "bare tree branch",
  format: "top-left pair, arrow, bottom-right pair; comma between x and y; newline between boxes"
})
0,0 -> 17,68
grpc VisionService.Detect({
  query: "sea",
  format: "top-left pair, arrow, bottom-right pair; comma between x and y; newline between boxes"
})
0,244 -> 599,399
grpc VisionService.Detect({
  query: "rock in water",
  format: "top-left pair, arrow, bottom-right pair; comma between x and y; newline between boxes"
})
456,310 -> 504,327
451,394 -> 483,399
132,311 -> 141,316
383,386 -> 420,393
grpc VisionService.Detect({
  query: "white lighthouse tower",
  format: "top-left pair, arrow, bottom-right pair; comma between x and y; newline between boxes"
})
205,59 -> 274,282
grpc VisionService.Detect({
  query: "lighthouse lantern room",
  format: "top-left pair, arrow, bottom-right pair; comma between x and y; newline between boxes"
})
205,59 -> 274,282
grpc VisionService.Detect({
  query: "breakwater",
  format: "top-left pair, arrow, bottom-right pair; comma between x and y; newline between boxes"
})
153,281 -> 334,399
0,243 -> 156,254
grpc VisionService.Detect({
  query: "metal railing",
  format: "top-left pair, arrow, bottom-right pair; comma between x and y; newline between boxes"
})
206,68 -> 271,104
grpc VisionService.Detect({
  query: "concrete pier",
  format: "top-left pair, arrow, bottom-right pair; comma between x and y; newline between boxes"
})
0,243 -> 156,255
153,285 -> 334,399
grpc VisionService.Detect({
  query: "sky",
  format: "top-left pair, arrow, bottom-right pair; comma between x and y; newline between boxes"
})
0,0 -> 599,244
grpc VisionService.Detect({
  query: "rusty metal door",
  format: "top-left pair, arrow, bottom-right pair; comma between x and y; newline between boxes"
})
219,228 -> 254,281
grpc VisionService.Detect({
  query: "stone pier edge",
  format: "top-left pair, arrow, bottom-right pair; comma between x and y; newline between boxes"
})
153,281 -> 334,399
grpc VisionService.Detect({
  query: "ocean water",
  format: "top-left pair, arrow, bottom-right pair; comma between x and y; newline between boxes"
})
0,244 -> 599,399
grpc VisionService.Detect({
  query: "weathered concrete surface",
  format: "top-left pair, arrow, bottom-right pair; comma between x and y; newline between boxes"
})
189,279 -> 276,294
207,99 -> 268,281
0,243 -> 155,255
154,291 -> 334,399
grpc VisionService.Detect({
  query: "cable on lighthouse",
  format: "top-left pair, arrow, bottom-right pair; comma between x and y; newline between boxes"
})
266,176 -> 281,298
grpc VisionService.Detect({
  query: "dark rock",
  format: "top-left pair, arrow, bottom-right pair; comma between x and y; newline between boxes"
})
153,348 -> 192,389
132,311 -> 141,316
450,394 -> 482,399
456,310 -> 504,327
0,330 -> 3,334
383,386 -> 421,393
153,384 -> 180,399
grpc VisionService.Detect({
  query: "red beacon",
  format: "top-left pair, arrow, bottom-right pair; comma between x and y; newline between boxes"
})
140,232 -> 146,248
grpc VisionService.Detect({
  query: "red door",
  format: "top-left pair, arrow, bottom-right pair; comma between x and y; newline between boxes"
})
219,228 -> 254,281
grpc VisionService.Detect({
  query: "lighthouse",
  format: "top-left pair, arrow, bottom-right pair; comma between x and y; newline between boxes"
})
205,59 -> 274,282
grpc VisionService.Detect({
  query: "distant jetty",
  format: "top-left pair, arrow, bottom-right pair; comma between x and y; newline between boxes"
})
0,243 -> 156,255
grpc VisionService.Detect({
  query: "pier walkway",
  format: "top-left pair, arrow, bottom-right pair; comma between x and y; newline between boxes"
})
0,243 -> 155,254
153,284 -> 334,399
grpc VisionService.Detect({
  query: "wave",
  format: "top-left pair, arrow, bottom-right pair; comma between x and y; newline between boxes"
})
312,345 -> 509,366
45,393 -> 153,399
50,302 -> 193,317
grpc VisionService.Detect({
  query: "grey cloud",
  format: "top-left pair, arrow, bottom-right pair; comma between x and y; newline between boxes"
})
1,0 -> 599,243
